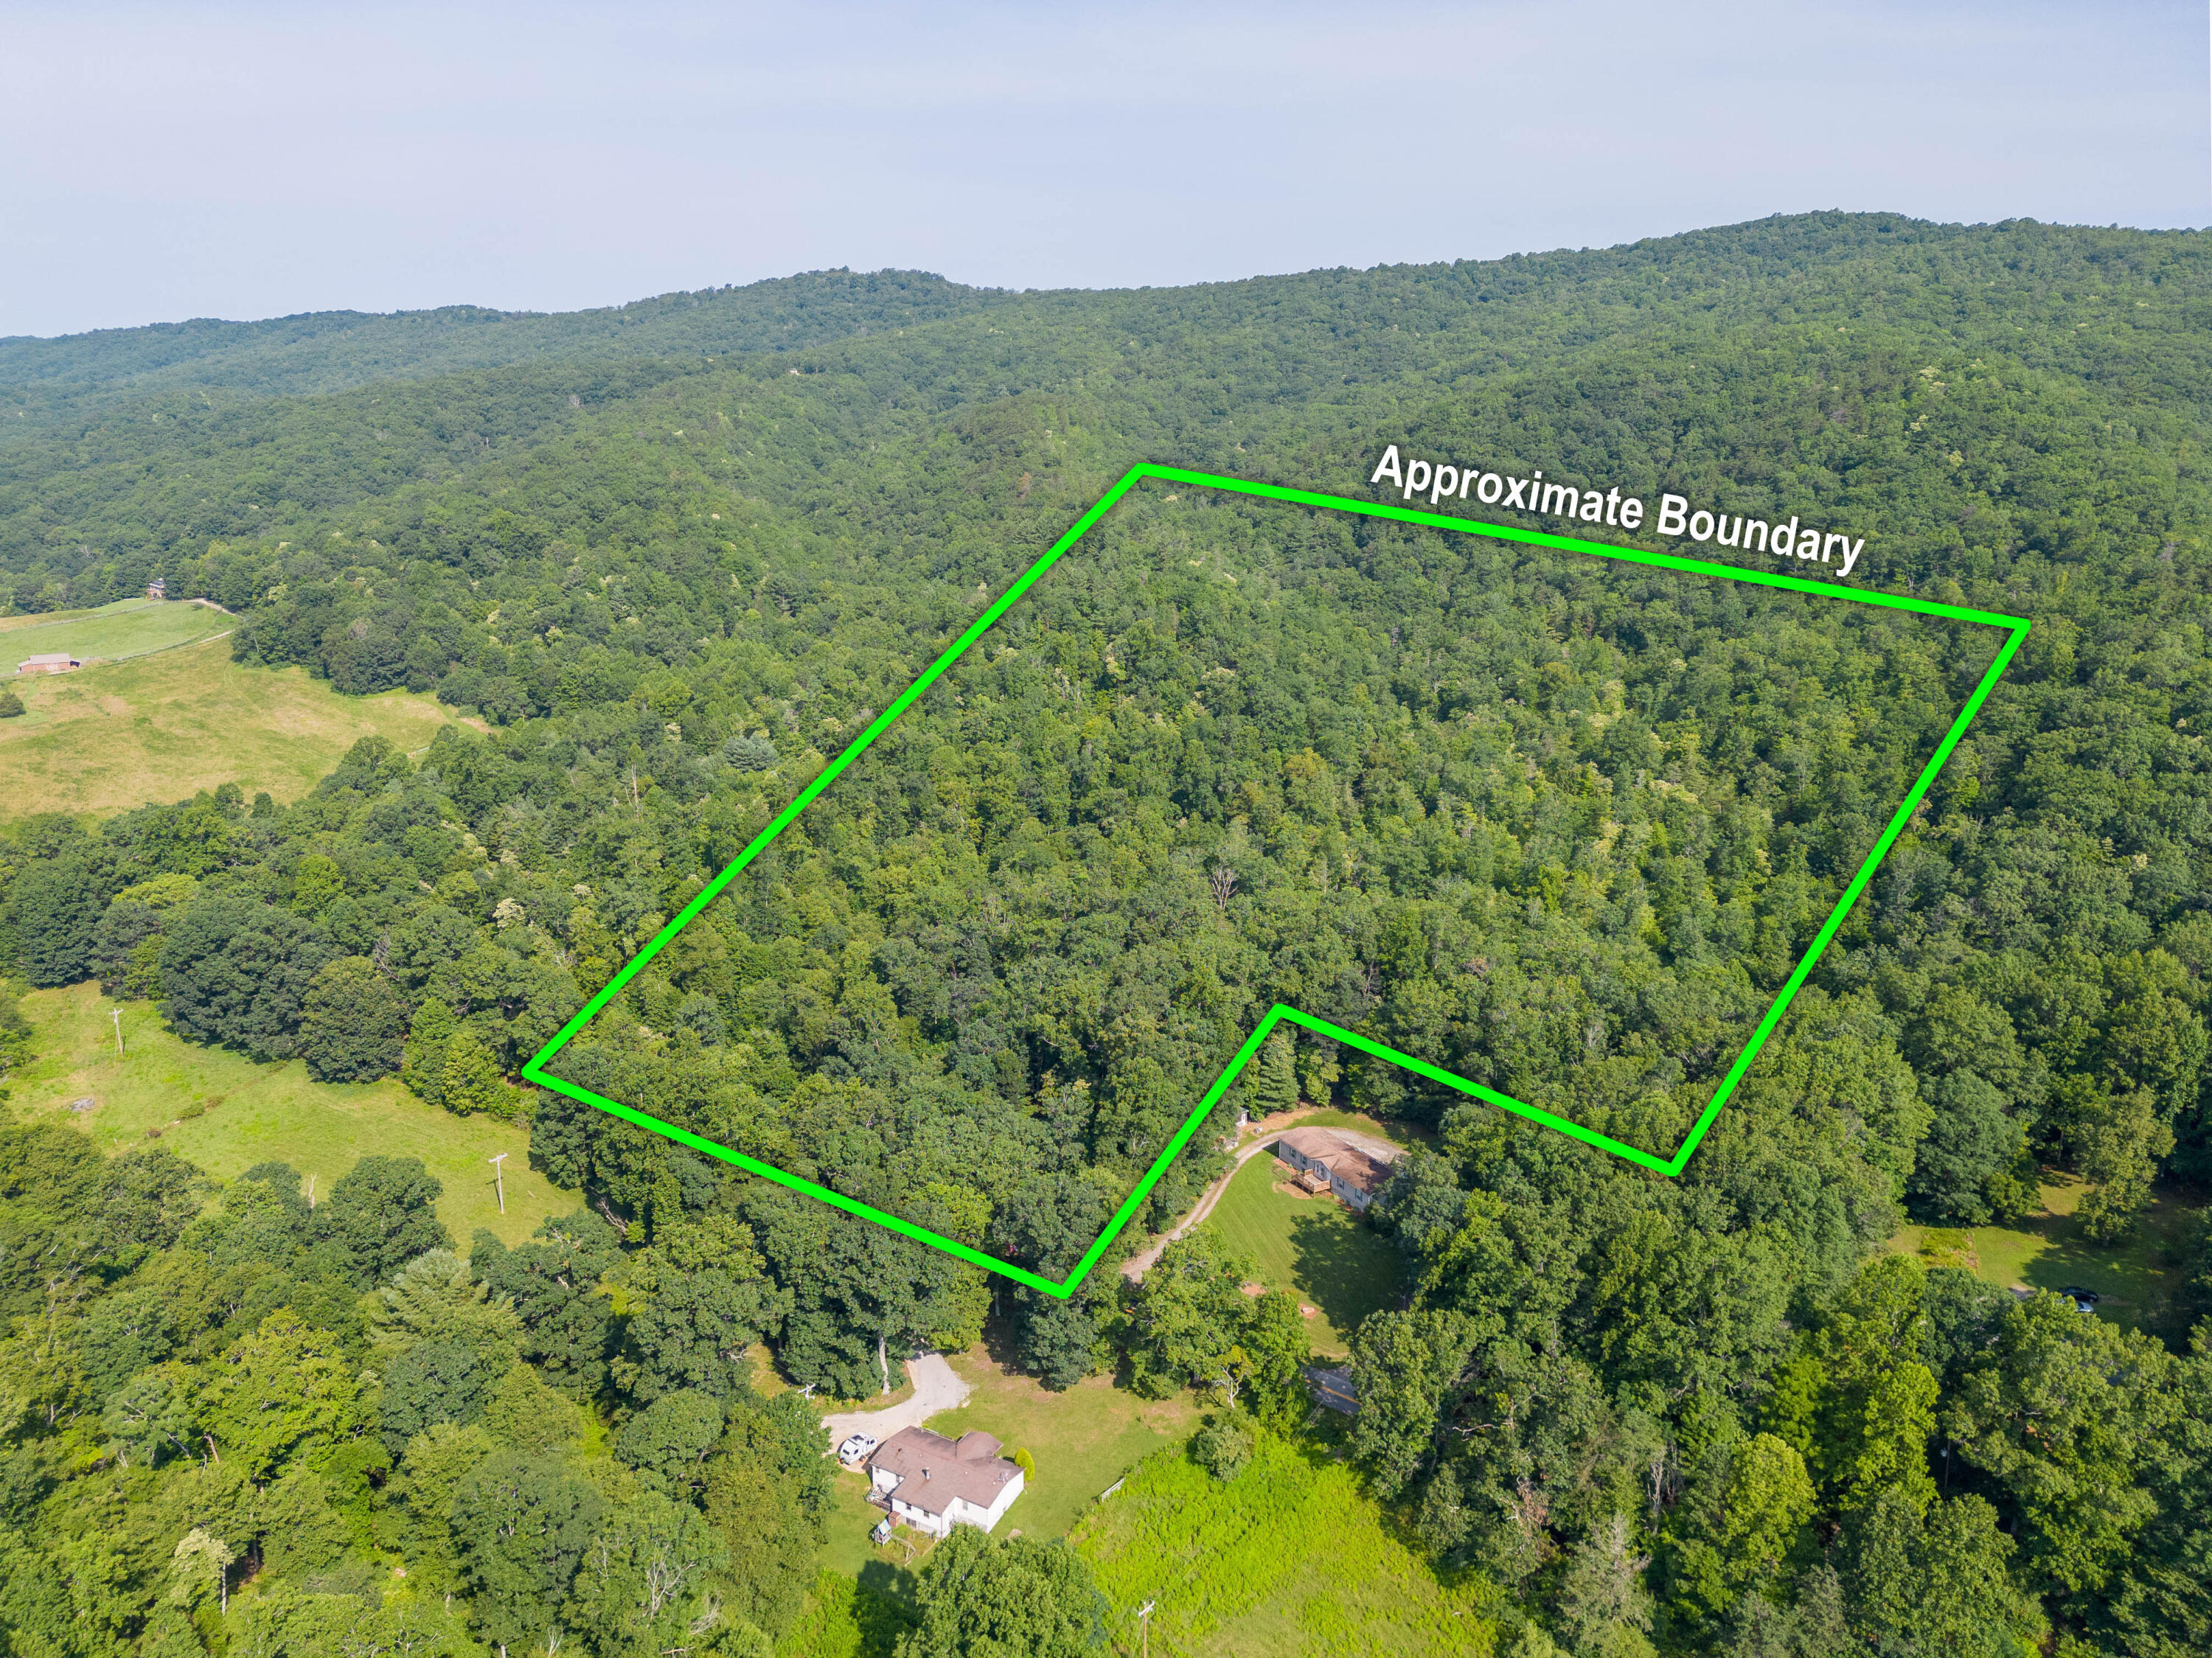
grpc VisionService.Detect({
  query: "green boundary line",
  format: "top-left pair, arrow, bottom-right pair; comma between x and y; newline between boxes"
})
521,463 -> 2031,1299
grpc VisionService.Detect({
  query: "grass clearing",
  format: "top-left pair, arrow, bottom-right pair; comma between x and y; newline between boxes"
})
1073,1435 -> 1497,1657
0,635 -> 456,818
931,1347 -> 1204,1540
1892,1171 -> 2197,1338
13,982 -> 573,1247
1208,1154 -> 1407,1356
4,598 -> 228,666
0,604 -> 102,634
819,1466 -> 931,1588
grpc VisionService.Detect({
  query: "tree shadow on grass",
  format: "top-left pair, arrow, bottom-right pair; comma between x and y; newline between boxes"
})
854,1558 -> 924,1645
857,1557 -> 920,1600
1286,1206 -> 1407,1343
2011,1196 -> 2189,1338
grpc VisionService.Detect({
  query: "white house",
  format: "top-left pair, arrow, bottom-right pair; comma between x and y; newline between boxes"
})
866,1427 -> 1024,1537
1273,1126 -> 1400,1212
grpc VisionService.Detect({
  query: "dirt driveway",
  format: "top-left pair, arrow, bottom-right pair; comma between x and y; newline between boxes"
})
1119,1109 -> 1402,1281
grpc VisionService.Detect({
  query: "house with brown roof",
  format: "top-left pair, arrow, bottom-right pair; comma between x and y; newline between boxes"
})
865,1427 -> 1025,1536
1273,1126 -> 1400,1213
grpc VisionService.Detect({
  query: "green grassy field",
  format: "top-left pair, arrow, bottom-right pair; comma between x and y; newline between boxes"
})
0,605 -> 101,633
1893,1174 -> 2196,1337
13,982 -> 573,1247
3,598 -> 229,666
0,634 -> 457,818
1073,1436 -> 1498,1657
1208,1154 -> 1407,1356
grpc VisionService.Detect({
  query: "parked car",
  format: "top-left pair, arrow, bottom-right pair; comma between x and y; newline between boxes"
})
2058,1286 -> 2100,1314
838,1432 -> 880,1466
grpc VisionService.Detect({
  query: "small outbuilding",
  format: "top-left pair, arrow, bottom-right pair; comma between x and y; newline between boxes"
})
1306,1363 -> 1359,1414
17,653 -> 80,676
865,1427 -> 1025,1537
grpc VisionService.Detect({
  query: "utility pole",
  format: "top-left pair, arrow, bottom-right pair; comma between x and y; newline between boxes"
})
111,1007 -> 124,1057
490,1152 -> 507,1214
1138,1600 -> 1155,1658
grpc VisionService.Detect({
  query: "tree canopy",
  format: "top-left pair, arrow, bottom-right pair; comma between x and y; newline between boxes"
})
2,214 -> 2211,1654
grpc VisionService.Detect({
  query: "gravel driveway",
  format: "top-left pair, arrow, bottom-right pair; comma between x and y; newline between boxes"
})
821,1352 -> 973,1451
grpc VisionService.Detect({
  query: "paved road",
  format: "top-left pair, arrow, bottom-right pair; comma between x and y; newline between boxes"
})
821,1353 -> 972,1450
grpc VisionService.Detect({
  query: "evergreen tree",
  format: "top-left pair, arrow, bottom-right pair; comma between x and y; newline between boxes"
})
1250,1031 -> 1299,1119
367,1248 -> 523,1359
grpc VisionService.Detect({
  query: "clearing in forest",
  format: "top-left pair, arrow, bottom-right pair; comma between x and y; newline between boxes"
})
1207,1152 -> 1408,1356
0,596 -> 229,664
20,982 -> 570,1245
524,464 -> 2031,1296
0,634 -> 458,818
1071,1432 -> 1497,1655
1893,1174 -> 2197,1338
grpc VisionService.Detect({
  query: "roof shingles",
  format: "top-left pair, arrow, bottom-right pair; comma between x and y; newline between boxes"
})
868,1426 -> 1020,1518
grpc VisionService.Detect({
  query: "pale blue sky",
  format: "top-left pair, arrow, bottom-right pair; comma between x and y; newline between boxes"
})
1,1 -> 2204,337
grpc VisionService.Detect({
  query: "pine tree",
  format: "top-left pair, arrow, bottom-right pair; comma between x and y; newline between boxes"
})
1251,1032 -> 1300,1119
400,997 -> 458,1107
367,1248 -> 521,1359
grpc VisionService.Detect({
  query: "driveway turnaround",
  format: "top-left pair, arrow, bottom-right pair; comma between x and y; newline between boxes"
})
821,1352 -> 973,1451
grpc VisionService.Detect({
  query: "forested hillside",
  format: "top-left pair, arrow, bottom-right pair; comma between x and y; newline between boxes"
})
0,269 -> 1005,397
4,213 -> 2212,1657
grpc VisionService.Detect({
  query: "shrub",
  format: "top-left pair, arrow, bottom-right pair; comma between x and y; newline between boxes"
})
1192,1415 -> 1258,1482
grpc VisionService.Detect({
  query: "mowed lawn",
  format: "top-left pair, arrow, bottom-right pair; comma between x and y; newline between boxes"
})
15,982 -> 573,1247
929,1348 -> 1204,1539
1207,1152 -> 1407,1356
2,598 -> 228,665
820,1466 -> 920,1588
0,634 -> 456,817
1892,1172 -> 2195,1338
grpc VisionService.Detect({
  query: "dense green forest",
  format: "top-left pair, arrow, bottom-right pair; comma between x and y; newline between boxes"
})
4,212 -> 2212,1657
